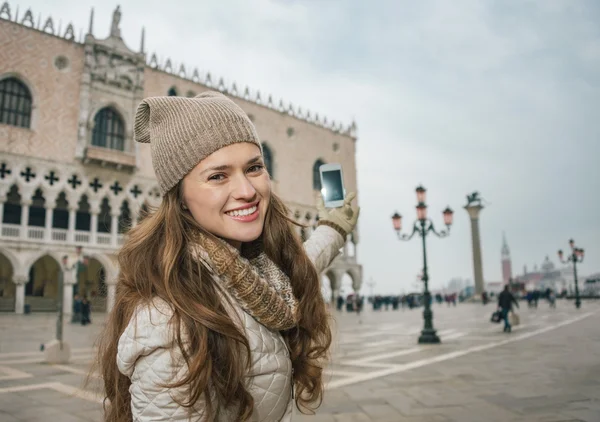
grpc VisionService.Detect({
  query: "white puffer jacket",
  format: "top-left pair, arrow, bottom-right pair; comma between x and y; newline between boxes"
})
117,225 -> 344,421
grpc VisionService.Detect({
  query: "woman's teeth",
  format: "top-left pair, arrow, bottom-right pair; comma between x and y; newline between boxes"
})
226,205 -> 257,217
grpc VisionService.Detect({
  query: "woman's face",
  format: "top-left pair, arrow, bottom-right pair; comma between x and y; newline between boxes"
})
182,143 -> 271,250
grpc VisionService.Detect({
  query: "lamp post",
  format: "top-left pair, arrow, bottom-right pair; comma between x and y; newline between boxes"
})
391,185 -> 454,344
558,239 -> 585,309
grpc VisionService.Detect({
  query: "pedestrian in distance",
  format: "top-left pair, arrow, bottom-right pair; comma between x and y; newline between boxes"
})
80,297 -> 91,326
497,285 -> 519,333
94,92 -> 360,422
71,294 -> 82,323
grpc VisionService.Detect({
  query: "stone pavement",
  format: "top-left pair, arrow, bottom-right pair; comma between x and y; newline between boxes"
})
0,300 -> 599,421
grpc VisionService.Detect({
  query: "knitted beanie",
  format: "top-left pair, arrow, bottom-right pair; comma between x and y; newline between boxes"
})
134,91 -> 262,194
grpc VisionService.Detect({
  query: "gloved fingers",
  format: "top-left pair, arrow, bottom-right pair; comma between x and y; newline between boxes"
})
344,192 -> 356,206
316,192 -> 326,214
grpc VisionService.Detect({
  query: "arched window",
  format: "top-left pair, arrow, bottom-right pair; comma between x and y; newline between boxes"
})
0,77 -> 32,128
262,143 -> 273,178
313,159 -> 325,191
92,107 -> 125,151
168,87 -> 178,96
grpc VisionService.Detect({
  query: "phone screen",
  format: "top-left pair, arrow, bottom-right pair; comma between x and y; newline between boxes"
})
321,170 -> 344,202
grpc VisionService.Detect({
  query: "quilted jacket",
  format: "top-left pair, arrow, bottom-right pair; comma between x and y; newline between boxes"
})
117,225 -> 345,421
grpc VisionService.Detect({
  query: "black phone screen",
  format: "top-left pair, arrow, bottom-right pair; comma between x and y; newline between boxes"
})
322,170 -> 344,202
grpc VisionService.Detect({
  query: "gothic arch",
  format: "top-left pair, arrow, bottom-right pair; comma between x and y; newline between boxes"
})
88,102 -> 130,151
22,249 -> 64,277
0,247 -> 22,277
86,252 -> 118,283
0,72 -> 38,129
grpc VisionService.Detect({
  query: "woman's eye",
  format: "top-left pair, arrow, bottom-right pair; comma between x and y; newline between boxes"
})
208,174 -> 225,181
248,165 -> 264,173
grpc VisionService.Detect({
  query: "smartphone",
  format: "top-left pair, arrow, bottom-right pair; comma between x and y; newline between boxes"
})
319,163 -> 346,208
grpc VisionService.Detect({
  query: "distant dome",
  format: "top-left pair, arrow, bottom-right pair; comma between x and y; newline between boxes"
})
541,255 -> 555,272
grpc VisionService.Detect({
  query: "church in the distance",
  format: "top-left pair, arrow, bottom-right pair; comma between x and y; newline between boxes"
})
0,2 -> 362,313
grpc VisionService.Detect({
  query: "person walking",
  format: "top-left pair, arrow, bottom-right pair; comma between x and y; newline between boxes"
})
497,285 -> 519,333
95,92 -> 359,421
80,297 -> 91,326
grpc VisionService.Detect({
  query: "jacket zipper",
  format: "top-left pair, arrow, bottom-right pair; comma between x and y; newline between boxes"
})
291,367 -> 295,399
284,339 -> 295,400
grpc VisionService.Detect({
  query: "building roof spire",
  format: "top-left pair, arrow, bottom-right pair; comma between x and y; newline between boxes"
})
87,7 -> 94,36
501,231 -> 510,256
140,26 -> 145,53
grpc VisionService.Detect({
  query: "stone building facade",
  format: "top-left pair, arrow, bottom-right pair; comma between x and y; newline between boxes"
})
0,3 -> 362,314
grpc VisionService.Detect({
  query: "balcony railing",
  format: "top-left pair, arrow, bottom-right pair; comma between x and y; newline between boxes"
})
0,223 -> 124,249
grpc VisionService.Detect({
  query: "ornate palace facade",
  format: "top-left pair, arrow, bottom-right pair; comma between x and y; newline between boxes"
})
0,3 -> 361,313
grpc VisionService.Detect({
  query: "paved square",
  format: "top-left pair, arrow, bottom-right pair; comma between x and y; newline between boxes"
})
0,300 -> 599,421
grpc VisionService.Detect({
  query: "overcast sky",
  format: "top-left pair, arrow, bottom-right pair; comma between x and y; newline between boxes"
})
11,0 -> 600,294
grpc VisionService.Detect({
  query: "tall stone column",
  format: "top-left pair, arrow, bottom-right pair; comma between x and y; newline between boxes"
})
0,193 -> 5,235
13,275 -> 28,314
110,211 -> 120,247
20,199 -> 31,239
331,268 -> 346,304
465,204 -> 485,297
44,201 -> 56,242
106,282 -> 117,313
90,202 -> 100,245
67,205 -> 77,243
62,266 -> 76,316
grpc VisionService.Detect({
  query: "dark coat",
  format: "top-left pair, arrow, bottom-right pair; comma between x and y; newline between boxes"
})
498,290 -> 519,311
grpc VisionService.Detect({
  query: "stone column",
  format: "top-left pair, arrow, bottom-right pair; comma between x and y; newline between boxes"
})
331,268 -> 345,304
131,204 -> 140,229
465,204 -> 485,297
13,275 -> 28,314
106,282 -> 117,313
62,266 -> 76,316
20,199 -> 31,238
44,201 -> 56,242
110,212 -> 120,247
67,205 -> 77,243
90,202 -> 100,245
0,193 -> 5,235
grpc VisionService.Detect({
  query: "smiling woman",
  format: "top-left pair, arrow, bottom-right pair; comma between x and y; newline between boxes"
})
95,91 -> 360,422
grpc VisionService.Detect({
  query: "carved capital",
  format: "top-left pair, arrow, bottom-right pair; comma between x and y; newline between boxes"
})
13,275 -> 29,285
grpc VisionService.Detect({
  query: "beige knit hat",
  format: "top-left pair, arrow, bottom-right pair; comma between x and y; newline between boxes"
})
134,91 -> 262,194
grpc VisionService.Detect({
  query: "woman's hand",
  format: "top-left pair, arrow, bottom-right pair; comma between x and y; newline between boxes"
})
316,192 -> 360,236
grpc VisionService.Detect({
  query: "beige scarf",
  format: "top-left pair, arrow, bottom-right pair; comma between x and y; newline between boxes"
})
189,231 -> 300,331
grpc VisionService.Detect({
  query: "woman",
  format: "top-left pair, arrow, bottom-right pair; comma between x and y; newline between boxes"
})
96,91 -> 359,421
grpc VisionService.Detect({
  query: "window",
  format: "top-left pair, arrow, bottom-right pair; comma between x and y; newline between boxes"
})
92,107 -> 125,151
0,77 -> 32,128
168,87 -> 178,96
313,159 -> 325,191
262,143 -> 273,178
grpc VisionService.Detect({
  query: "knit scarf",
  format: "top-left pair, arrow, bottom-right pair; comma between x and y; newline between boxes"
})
188,231 -> 300,331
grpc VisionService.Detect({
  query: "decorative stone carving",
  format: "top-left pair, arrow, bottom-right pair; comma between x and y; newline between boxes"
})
86,47 -> 143,91
110,5 -> 121,38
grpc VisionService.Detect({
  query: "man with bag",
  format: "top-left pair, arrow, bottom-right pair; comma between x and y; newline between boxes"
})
498,285 -> 519,333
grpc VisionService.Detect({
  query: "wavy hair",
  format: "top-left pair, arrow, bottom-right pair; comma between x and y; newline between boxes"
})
94,183 -> 332,421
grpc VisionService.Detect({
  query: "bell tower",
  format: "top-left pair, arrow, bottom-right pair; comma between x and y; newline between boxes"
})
501,232 -> 512,285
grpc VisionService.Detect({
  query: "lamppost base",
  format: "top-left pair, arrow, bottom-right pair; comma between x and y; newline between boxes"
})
575,300 -> 581,309
418,330 -> 441,344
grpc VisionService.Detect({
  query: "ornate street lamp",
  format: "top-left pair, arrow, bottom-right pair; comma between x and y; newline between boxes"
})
391,185 -> 454,344
558,239 -> 585,309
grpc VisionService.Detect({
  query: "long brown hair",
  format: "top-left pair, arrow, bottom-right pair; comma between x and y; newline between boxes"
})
95,183 -> 332,421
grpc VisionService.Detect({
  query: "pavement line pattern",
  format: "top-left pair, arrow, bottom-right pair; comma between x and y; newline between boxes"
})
337,332 -> 467,366
51,364 -> 100,378
0,365 -> 33,381
327,311 -> 595,389
0,381 -> 103,404
0,347 -> 95,358
0,353 -> 94,365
